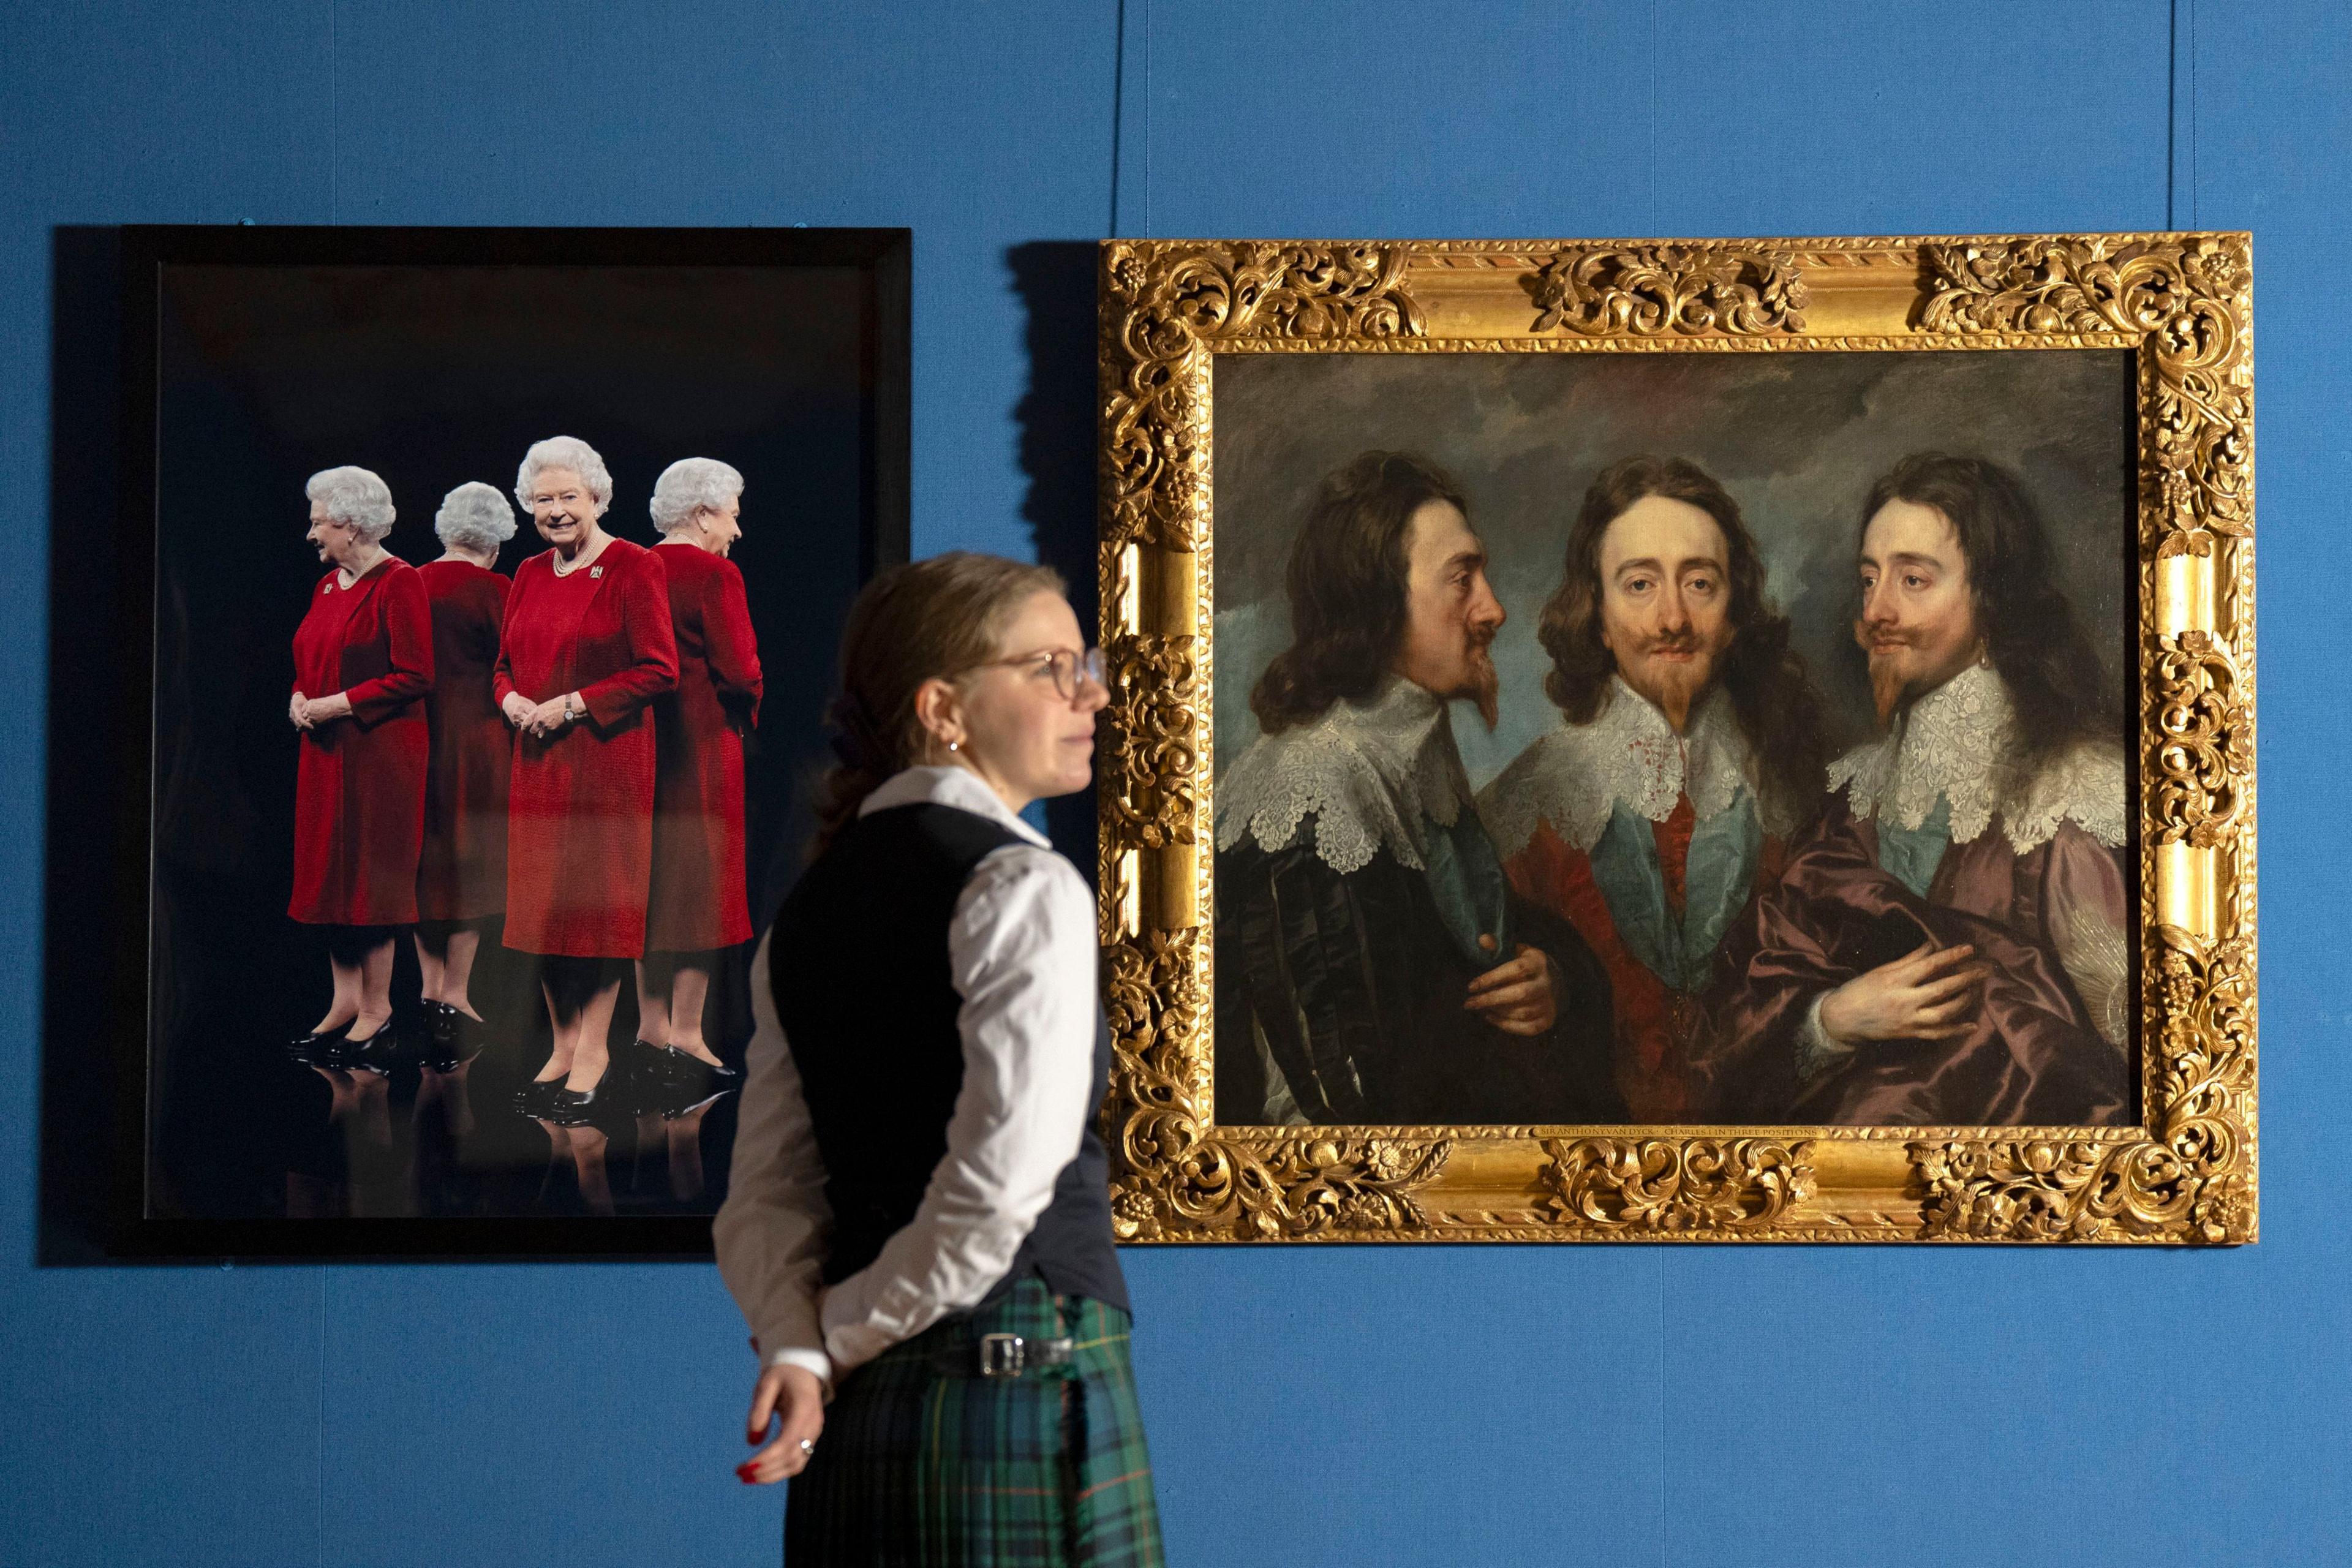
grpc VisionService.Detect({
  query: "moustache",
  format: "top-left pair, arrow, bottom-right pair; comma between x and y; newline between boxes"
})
1639,635 -> 1702,657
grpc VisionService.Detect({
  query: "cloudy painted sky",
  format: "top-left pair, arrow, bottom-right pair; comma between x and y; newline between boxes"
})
1211,347 -> 2135,789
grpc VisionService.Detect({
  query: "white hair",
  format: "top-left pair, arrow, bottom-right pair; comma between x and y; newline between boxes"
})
305,466 -> 397,542
649,457 -> 745,533
514,435 -> 613,516
434,481 -> 519,551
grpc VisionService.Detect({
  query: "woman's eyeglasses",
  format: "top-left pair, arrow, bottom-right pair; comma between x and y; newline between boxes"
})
961,647 -> 1106,701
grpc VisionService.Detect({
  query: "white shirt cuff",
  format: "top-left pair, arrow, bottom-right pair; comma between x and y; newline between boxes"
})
1793,992 -> 1856,1084
761,1344 -> 835,1400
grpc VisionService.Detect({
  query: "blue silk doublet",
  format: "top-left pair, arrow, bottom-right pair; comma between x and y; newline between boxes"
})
1873,794 -> 1953,899
1420,807 -> 1516,972
1584,790 -> 1763,995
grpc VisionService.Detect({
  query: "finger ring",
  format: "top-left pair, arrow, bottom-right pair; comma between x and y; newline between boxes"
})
797,1439 -> 815,1456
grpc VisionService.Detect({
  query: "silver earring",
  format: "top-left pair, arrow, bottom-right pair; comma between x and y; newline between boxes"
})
947,741 -> 959,753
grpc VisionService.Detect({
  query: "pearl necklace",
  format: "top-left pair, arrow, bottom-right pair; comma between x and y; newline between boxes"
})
551,537 -> 602,577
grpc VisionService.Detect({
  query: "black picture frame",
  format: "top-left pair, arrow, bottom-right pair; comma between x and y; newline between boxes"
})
91,225 -> 910,1260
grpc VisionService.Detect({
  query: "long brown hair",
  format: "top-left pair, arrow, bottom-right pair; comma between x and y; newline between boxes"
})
1251,450 -> 1468,735
1536,455 -> 1827,830
1858,453 -> 2108,775
813,551 -> 1066,853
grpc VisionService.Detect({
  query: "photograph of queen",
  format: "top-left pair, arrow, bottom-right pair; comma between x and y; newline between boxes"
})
137,249 -> 874,1228
263,434 -> 810,1218
284,465 -> 434,1075
494,436 -> 681,1126
412,481 -> 517,1071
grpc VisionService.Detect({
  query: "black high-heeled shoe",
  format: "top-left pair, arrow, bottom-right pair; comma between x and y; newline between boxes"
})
651,1046 -> 740,1110
514,1070 -> 570,1115
286,1020 -> 352,1067
420,1001 -> 462,1072
339,1021 -> 404,1076
619,1038 -> 668,1104
449,1008 -> 492,1065
543,1060 -> 618,1127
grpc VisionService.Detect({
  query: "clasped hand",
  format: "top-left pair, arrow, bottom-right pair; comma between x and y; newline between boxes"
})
502,691 -> 579,739
1818,941 -> 1987,1046
287,690 -> 351,729
1464,943 -> 1556,1036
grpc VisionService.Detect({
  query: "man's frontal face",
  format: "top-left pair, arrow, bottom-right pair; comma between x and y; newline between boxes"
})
1596,494 -> 1734,730
1392,499 -> 1503,722
1856,497 -> 1979,721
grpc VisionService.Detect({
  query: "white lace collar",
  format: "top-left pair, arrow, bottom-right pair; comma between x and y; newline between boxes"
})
1477,677 -> 1780,857
1827,662 -> 2126,853
1215,677 -> 1472,875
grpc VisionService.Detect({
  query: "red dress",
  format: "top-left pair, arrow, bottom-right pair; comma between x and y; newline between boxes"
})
287,556 -> 434,926
415,560 -> 511,922
493,539 -> 679,957
646,543 -> 764,952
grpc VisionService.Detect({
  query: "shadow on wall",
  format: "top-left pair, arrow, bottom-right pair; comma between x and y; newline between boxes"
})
43,227 -> 124,1265
1006,240 -> 1105,869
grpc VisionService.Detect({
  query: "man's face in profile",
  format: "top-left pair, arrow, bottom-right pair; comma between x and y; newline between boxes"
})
1390,499 -> 1505,729
1856,497 -> 1981,723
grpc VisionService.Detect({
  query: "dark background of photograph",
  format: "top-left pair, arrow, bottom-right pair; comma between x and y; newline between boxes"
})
1210,349 -> 2136,785
145,258 -> 874,1226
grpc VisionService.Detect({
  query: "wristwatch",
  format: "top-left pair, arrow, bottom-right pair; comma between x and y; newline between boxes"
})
564,693 -> 582,723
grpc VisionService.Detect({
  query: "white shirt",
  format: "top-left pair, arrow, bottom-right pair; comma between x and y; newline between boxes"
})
712,765 -> 1101,1390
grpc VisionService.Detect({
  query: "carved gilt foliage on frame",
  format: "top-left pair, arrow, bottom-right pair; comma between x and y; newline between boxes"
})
1098,632 -> 1202,852
1916,234 -> 2253,556
1097,233 -> 2256,1246
1541,1138 -> 1817,1234
2148,630 -> 2252,848
1100,242 -> 1427,552
1529,244 -> 1809,337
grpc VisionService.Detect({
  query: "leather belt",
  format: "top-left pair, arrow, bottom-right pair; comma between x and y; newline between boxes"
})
935,1330 -> 1077,1379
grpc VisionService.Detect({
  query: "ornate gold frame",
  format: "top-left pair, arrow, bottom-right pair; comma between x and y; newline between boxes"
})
1095,233 -> 2255,1244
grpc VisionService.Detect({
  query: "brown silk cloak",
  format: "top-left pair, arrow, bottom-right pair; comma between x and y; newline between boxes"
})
1689,800 -> 2132,1126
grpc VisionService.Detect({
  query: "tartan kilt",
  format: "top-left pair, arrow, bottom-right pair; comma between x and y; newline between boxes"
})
785,1280 -> 1164,1567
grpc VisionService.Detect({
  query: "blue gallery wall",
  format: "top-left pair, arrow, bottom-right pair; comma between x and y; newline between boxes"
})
1,2 -> 2344,1564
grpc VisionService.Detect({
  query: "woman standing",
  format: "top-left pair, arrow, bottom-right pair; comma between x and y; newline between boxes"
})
495,437 -> 677,1123
638,458 -> 763,1109
286,466 -> 432,1072
413,481 -> 516,1071
714,552 -> 1164,1566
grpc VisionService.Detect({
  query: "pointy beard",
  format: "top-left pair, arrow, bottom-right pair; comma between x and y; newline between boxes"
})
1869,654 -> 1910,726
1467,644 -> 1500,731
1646,655 -> 1712,733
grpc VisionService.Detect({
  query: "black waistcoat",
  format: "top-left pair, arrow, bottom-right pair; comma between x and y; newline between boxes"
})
770,801 -> 1128,1314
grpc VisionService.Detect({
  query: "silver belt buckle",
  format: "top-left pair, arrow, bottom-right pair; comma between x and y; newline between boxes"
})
978,1332 -> 1025,1378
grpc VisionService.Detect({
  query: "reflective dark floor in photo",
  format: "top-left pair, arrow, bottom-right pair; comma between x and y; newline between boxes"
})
145,912 -> 757,1223
279,1027 -> 742,1219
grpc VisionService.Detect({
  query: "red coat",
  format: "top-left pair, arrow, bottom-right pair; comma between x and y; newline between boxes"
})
646,543 -> 764,951
415,560 -> 511,922
494,538 -> 679,956
288,556 -> 433,925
